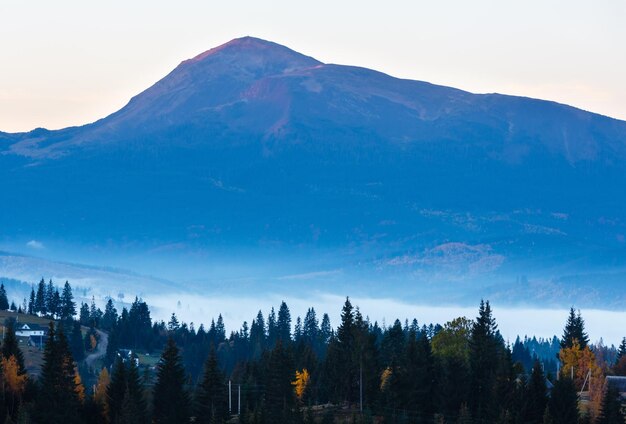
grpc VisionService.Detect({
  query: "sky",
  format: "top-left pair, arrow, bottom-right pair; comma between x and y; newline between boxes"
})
0,0 -> 625,132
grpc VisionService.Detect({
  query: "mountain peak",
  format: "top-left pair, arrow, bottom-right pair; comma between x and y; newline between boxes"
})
185,36 -> 322,70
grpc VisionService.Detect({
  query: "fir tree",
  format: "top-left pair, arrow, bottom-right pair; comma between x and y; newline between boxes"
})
195,348 -> 229,424
560,308 -> 589,349
524,360 -> 548,424
70,320 -> 85,362
617,337 -> 626,362
79,302 -> 90,326
265,340 -> 296,423
0,284 -> 9,310
108,358 -> 128,424
28,287 -> 35,315
547,378 -> 579,424
60,281 -> 76,321
152,338 -> 191,424
102,298 -> 118,331
277,301 -> 292,343
34,279 -> 46,316
469,300 -> 499,423
597,384 -> 624,424
33,323 -> 81,423
1,320 -> 25,372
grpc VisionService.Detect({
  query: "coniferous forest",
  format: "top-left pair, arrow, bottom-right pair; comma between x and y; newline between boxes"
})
0,281 -> 624,423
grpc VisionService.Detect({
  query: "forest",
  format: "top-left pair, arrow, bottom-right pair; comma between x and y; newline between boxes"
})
0,280 -> 624,423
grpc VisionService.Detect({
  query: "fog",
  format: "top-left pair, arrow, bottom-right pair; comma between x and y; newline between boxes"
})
146,292 -> 626,346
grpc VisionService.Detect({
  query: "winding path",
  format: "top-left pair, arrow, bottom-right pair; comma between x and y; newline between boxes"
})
85,329 -> 108,368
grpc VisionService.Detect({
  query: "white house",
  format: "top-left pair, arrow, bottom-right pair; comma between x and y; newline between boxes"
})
15,323 -> 46,338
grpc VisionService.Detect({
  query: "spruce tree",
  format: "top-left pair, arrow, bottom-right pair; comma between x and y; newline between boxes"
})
152,338 -> 191,424
108,358 -> 128,424
34,323 -> 81,423
265,340 -> 295,423
60,281 -> 76,321
524,360 -> 548,424
34,279 -> 46,315
560,308 -> 589,349
547,378 -> 579,424
196,348 -> 229,423
277,301 -> 292,344
70,320 -> 85,362
617,337 -> 626,362
0,284 -> 9,310
597,384 -> 624,424
28,287 -> 35,315
469,300 -> 499,423
1,321 -> 25,372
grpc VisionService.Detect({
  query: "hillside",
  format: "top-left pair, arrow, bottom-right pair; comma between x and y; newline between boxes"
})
2,37 -> 626,306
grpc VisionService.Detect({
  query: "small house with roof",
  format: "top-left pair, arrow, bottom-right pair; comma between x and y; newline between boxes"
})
15,323 -> 47,338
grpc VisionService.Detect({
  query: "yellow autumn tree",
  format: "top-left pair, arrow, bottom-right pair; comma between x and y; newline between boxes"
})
380,367 -> 393,392
2,355 -> 27,395
74,369 -> 86,403
292,369 -> 310,401
94,367 -> 111,413
559,339 -> 604,420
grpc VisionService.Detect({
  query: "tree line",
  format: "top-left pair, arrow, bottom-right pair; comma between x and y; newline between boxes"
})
0,284 -> 625,423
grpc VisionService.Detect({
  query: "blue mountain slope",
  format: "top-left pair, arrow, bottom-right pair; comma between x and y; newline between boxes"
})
2,37 -> 626,307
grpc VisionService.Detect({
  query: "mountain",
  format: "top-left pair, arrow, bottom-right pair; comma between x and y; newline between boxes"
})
2,36 -> 626,307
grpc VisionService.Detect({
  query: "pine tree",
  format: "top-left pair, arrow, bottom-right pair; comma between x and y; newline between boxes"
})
0,284 -> 9,310
152,338 -> 191,424
560,308 -> 589,349
45,279 -> 55,316
547,378 -> 579,424
277,301 -> 292,343
617,337 -> 626,362
196,348 -> 229,424
469,300 -> 499,423
524,360 -> 548,424
79,302 -> 90,326
1,321 -> 25,372
33,323 -> 81,423
34,279 -> 46,315
70,320 -> 85,362
597,384 -> 624,424
102,298 -> 118,331
60,281 -> 76,320
265,340 -> 295,423
126,357 -> 148,423
28,287 -> 35,315
108,358 -> 128,424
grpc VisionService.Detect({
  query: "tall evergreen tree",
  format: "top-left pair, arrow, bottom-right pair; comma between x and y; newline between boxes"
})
332,297 -> 357,404
547,378 -> 579,424
524,360 -> 548,424
28,287 -> 35,315
2,320 -> 25,372
265,340 -> 296,423
34,279 -> 46,315
597,384 -> 625,424
60,281 -> 76,320
0,284 -> 9,310
195,348 -> 229,424
617,337 -> 626,362
560,308 -> 589,349
108,357 -> 128,424
70,320 -> 85,362
469,300 -> 499,423
33,323 -> 81,423
152,338 -> 191,424
277,301 -> 292,343
101,298 -> 118,331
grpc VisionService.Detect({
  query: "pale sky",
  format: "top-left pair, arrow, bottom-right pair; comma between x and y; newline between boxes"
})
1,0 -> 624,132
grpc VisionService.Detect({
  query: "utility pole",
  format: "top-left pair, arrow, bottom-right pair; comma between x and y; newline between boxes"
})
238,384 -> 241,415
228,380 -> 232,414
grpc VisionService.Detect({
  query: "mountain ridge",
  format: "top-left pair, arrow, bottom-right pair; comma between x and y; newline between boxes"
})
2,37 -> 626,307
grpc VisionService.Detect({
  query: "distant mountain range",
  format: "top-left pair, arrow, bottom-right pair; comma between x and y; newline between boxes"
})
2,37 -> 626,307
